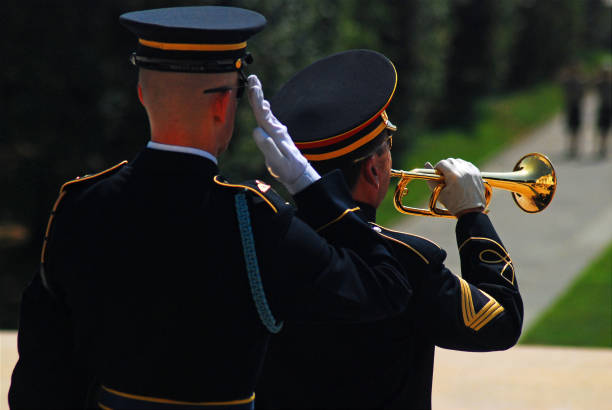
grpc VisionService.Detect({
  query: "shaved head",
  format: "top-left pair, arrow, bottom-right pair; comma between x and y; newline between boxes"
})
138,68 -> 240,154
139,69 -> 237,114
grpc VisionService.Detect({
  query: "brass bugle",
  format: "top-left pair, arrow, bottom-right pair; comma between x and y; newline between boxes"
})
390,152 -> 557,218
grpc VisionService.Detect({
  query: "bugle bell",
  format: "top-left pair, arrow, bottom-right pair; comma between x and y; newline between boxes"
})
390,152 -> 557,218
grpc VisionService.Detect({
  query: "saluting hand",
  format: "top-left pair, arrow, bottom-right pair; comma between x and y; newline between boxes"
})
247,74 -> 320,194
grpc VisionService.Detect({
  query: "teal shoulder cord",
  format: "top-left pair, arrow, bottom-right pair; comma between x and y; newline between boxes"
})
234,192 -> 283,334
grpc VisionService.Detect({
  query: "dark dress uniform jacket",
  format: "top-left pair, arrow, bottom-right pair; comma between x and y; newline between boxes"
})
256,204 -> 524,410
9,149 -> 413,409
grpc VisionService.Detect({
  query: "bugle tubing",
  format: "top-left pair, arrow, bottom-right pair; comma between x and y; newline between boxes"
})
390,153 -> 557,218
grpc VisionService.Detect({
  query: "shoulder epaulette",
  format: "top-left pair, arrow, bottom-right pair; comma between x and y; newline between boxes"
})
369,222 -> 443,266
60,160 -> 128,193
213,176 -> 292,214
41,161 -> 128,266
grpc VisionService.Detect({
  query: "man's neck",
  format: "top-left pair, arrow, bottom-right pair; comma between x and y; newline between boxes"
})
146,141 -> 218,164
150,131 -> 220,156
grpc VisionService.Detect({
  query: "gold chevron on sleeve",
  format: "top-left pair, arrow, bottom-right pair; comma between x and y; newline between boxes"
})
459,278 -> 505,331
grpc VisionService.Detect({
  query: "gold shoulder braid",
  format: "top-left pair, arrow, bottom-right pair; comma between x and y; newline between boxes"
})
458,236 -> 515,285
40,161 -> 128,291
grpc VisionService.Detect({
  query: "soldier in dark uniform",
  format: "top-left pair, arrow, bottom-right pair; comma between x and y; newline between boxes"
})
595,65 -> 611,158
560,63 -> 585,158
8,10 -> 415,410
253,50 -> 524,410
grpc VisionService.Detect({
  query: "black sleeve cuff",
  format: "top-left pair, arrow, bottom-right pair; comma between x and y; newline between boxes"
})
455,212 -> 498,246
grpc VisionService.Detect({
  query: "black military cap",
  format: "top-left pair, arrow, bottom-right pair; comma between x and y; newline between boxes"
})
120,6 -> 266,73
270,49 -> 397,166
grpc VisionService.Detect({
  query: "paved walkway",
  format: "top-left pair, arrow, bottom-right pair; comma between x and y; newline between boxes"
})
0,332 -> 14,410
433,345 -> 612,409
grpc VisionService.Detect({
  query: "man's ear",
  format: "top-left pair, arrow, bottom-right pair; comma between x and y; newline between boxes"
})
212,91 -> 232,123
361,156 -> 380,188
352,156 -> 380,205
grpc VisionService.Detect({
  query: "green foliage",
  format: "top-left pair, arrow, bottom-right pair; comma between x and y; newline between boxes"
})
520,242 -> 612,348
580,49 -> 612,77
440,0 -> 519,124
385,0 -> 451,134
583,0 -> 612,54
508,0 -> 586,87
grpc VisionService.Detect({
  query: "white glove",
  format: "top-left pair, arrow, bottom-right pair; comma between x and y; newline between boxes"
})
425,158 -> 486,216
424,162 -> 437,192
247,74 -> 320,194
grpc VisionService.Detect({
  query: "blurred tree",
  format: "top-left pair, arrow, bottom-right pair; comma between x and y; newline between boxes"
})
436,0 -> 519,125
508,0 -> 585,87
583,0 -> 612,52
382,0 -> 451,151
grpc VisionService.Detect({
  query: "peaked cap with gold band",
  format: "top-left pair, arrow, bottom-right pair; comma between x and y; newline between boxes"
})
270,49 -> 397,165
119,6 -> 266,73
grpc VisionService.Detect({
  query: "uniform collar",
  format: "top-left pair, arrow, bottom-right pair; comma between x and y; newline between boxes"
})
147,141 -> 218,165
355,201 -> 377,223
132,146 -> 220,179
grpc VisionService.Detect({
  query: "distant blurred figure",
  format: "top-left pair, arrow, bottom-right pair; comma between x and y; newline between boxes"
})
560,63 -> 586,158
595,65 -> 611,158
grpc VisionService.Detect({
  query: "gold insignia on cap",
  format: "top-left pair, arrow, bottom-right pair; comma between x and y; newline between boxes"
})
381,111 -> 397,131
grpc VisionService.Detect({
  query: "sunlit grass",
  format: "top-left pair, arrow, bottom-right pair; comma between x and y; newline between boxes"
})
521,242 -> 612,348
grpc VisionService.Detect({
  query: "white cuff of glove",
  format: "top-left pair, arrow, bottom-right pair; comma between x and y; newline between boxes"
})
286,164 -> 321,195
433,158 -> 486,215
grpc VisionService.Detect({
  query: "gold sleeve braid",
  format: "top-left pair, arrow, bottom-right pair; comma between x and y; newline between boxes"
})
458,277 -> 505,331
459,236 -> 515,285
456,236 -> 515,331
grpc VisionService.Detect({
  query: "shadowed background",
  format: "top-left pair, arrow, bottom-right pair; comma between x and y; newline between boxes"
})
1,0 -> 610,332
